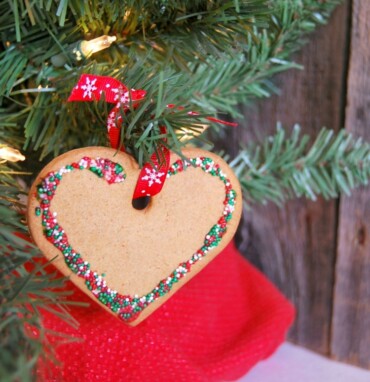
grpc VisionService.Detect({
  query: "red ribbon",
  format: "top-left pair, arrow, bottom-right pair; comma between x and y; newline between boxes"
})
68,74 -> 146,150
68,74 -> 168,200
167,104 -> 238,127
68,74 -> 237,200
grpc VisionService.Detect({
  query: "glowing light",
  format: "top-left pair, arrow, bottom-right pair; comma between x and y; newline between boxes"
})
51,35 -> 117,67
74,35 -> 117,60
0,146 -> 26,163
178,124 -> 208,142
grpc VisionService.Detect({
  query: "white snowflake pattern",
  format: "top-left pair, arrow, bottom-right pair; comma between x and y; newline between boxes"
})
141,167 -> 165,187
107,111 -> 117,131
81,77 -> 98,99
111,88 -> 131,106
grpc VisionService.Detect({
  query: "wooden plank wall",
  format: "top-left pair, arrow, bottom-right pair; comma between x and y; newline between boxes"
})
331,0 -> 370,368
233,0 -> 349,355
223,0 -> 370,368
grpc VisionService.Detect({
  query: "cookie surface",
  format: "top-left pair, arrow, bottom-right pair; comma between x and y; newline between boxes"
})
28,147 -> 242,325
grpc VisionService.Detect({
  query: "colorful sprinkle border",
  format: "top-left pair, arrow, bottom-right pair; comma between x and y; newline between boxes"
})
35,156 -> 236,323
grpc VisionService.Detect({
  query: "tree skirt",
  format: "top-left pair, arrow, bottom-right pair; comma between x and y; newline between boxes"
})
38,241 -> 295,381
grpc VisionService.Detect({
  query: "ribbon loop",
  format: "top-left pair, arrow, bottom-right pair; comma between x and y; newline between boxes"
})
68,74 -> 146,149
68,74 -> 237,201
68,74 -> 146,105
68,75 -> 168,200
132,126 -> 170,200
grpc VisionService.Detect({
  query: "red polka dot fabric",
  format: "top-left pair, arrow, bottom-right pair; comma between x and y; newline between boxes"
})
38,241 -> 294,381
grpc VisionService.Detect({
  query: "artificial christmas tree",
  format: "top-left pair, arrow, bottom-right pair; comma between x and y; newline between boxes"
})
2,1 -> 370,380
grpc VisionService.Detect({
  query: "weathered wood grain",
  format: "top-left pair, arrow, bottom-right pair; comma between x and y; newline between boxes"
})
331,0 -> 370,368
223,3 -> 350,355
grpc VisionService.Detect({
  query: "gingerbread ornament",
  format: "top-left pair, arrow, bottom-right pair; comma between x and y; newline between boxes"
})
28,146 -> 242,325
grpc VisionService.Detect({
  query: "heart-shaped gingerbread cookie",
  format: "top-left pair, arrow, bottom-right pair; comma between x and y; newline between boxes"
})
28,147 -> 242,325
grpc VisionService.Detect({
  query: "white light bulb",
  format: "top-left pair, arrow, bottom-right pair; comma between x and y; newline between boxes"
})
78,35 -> 117,59
51,35 -> 117,67
0,146 -> 26,163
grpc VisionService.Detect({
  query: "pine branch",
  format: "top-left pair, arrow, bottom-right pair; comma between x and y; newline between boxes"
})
0,1 -> 342,163
231,126 -> 370,206
4,1 -> 269,41
2,0 -> 269,72
0,162 -> 84,381
188,0 -> 343,116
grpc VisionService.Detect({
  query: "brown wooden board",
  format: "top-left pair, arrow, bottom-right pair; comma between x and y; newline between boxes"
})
331,0 -> 370,368
219,3 -> 350,355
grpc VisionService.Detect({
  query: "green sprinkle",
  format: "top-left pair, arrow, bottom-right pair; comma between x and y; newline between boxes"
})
115,164 -> 123,173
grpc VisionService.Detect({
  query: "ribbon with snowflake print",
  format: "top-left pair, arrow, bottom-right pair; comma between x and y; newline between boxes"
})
68,74 -> 169,200
68,74 -> 146,150
68,74 -> 238,200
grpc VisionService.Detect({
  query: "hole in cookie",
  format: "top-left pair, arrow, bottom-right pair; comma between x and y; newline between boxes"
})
132,196 -> 151,210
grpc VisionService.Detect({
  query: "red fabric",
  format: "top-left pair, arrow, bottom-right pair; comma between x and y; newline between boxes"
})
38,241 -> 294,381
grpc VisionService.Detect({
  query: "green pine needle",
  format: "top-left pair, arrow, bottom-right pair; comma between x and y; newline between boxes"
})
231,125 -> 370,206
1,0 -> 341,162
0,162 -> 86,381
